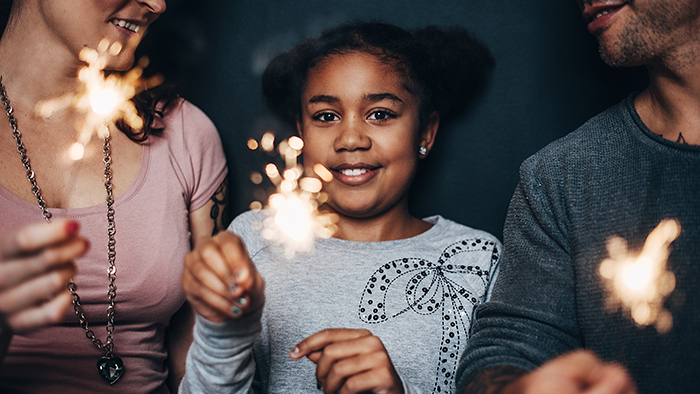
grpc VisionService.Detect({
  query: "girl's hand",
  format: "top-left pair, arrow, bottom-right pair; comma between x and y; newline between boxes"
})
290,328 -> 404,394
182,231 -> 264,323
0,219 -> 86,334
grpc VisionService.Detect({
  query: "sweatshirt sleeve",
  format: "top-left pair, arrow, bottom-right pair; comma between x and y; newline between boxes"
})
456,155 -> 583,391
179,304 -> 263,394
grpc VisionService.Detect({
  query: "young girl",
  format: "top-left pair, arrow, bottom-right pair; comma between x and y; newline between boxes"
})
181,22 -> 497,394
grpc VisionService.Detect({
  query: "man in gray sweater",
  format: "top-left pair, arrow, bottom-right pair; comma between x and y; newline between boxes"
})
458,1 -> 700,393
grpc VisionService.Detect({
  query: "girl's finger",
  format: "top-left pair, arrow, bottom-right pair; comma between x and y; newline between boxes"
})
338,367 -> 398,394
315,335 -> 385,390
215,232 -> 256,292
0,219 -> 79,259
290,328 -> 373,359
184,250 -> 233,301
196,239 -> 233,288
183,264 -> 240,321
306,350 -> 323,364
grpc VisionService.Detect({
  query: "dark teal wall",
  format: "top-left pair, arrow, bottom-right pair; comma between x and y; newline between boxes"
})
142,0 -> 646,240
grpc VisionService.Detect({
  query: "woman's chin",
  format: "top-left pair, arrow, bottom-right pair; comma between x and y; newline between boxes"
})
103,55 -> 136,72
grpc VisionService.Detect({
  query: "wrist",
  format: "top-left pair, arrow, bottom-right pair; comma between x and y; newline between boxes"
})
464,365 -> 528,394
497,376 -> 525,394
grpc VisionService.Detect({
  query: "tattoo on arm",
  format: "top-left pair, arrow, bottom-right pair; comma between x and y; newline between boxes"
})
463,365 -> 528,394
209,176 -> 230,235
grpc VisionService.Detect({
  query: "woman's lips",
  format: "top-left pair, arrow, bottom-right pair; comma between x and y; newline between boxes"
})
110,18 -> 141,36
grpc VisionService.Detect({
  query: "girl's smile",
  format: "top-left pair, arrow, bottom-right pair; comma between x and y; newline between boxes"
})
298,51 -> 436,225
331,163 -> 380,186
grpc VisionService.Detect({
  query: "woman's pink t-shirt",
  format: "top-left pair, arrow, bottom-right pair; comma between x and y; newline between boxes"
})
0,100 -> 227,393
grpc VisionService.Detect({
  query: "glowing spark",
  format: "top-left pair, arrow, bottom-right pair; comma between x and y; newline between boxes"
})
288,136 -> 304,150
90,87 -> 120,115
36,38 -> 162,161
250,133 -> 337,258
260,132 -> 275,152
250,172 -> 263,185
69,142 -> 85,161
600,219 -> 681,334
247,139 -> 259,150
313,164 -> 333,183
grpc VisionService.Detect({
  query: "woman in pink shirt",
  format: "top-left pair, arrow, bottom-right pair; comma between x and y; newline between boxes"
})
0,0 -> 227,392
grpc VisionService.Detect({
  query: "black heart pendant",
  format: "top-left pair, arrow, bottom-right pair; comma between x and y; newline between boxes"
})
97,356 -> 124,385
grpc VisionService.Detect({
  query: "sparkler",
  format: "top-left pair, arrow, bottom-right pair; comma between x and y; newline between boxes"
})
249,132 -> 338,258
599,219 -> 681,334
36,38 -> 162,160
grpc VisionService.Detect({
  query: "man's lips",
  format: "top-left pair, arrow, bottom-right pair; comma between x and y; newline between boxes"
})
582,1 -> 627,23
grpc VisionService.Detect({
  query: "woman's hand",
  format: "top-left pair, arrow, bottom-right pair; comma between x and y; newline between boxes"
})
290,328 -> 404,394
0,219 -> 86,334
182,231 -> 264,323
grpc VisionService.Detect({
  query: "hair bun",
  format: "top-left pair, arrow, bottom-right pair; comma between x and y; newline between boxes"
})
262,21 -> 495,128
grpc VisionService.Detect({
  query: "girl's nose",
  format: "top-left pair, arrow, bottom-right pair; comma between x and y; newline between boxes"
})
334,116 -> 371,152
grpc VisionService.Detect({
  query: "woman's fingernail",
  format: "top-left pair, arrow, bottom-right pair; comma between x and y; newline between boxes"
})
66,221 -> 79,235
231,306 -> 241,315
238,297 -> 247,306
316,381 -> 322,391
290,346 -> 299,356
229,283 -> 237,293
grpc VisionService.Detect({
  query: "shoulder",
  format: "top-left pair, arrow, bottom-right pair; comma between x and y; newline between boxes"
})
157,99 -> 221,147
516,97 -> 641,197
153,98 -> 225,164
432,215 -> 501,245
523,97 -> 635,175
429,216 -> 502,260
163,99 -> 216,128
428,216 -> 501,283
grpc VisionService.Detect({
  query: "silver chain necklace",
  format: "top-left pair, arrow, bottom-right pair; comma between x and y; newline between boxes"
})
0,76 -> 124,385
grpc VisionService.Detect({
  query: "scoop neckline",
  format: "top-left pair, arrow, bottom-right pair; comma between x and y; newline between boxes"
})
0,141 -> 151,218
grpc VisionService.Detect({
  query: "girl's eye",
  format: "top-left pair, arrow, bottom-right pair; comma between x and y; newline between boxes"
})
313,112 -> 339,122
368,110 -> 396,121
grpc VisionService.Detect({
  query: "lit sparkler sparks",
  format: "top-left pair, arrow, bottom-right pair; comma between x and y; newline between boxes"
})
599,219 -> 681,334
36,38 -> 162,160
249,132 -> 337,258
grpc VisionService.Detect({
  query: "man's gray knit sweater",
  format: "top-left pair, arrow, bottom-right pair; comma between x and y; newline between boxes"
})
457,95 -> 700,394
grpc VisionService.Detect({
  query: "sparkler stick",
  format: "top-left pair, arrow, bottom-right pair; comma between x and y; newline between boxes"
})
249,132 -> 338,258
36,38 -> 162,160
599,219 -> 681,334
